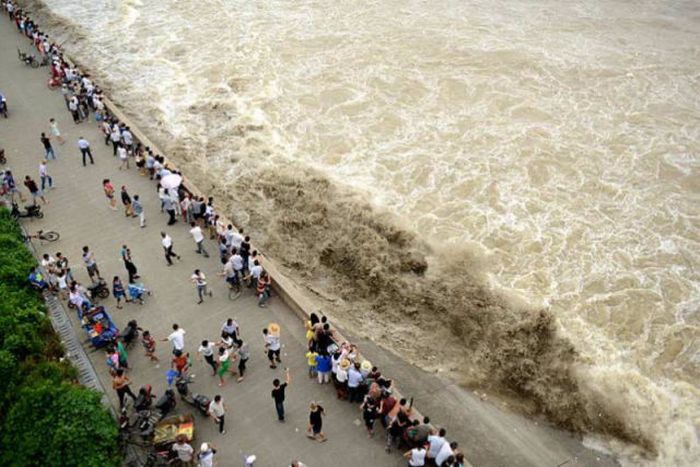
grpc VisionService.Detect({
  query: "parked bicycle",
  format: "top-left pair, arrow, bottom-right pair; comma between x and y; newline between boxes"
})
17,48 -> 40,68
23,229 -> 60,243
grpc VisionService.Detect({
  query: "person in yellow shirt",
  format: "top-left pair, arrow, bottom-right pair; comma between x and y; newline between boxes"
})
305,350 -> 319,378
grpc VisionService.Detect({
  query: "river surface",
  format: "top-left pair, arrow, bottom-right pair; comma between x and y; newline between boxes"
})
37,0 -> 700,464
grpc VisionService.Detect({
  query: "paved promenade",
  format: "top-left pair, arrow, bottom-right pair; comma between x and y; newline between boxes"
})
0,15 -> 618,467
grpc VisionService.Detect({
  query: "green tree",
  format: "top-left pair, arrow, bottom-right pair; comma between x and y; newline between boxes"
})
1,381 -> 119,467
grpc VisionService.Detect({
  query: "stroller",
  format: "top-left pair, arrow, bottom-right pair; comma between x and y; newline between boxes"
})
127,282 -> 151,304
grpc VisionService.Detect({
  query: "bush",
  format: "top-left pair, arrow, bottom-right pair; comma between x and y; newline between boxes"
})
1,381 -> 119,467
0,209 -> 119,466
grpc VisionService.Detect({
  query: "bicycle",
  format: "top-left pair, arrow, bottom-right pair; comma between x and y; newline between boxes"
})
24,229 -> 60,243
227,276 -> 242,301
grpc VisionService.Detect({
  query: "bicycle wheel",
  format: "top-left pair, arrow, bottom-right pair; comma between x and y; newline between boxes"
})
228,284 -> 242,301
42,231 -> 60,242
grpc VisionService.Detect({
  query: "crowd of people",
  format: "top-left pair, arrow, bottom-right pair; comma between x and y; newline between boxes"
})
1,2 -> 465,466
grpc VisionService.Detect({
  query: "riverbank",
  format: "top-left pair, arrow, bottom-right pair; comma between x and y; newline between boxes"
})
1,7 -> 621,466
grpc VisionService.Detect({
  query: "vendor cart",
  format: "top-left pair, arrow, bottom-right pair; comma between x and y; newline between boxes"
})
77,305 -> 119,348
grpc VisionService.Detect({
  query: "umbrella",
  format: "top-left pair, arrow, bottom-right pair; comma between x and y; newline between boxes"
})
160,173 -> 182,190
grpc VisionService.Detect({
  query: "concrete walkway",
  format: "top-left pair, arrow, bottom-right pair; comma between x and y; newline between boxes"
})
0,14 -> 618,467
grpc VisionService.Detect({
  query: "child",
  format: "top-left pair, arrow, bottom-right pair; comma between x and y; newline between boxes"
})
172,349 -> 190,377
141,330 -> 159,362
112,276 -> 127,309
305,349 -> 319,378
56,269 -> 68,299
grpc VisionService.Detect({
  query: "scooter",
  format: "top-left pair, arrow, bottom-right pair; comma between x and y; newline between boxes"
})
154,388 -> 176,420
134,384 -> 154,412
121,319 -> 141,348
175,375 -> 211,417
11,201 -> 43,219
17,48 -> 40,68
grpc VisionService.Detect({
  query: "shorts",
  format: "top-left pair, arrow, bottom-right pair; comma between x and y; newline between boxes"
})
87,264 -> 98,276
31,190 -> 43,198
267,348 -> 280,361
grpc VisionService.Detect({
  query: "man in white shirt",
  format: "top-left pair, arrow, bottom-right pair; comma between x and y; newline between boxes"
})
160,231 -> 180,266
207,395 -> 227,434
347,362 -> 365,403
77,136 -> 93,166
427,428 -> 447,463
404,443 -> 428,467
263,328 -> 282,369
163,323 -> 186,355
225,224 -> 243,250
435,441 -> 459,467
171,437 -> 194,464
189,221 -> 209,257
197,442 -> 217,467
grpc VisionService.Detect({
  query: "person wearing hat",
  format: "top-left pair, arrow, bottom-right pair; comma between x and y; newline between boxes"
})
197,442 -> 216,467
335,358 -> 350,400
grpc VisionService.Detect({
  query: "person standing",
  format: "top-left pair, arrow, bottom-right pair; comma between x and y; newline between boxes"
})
24,175 -> 47,205
404,443 -> 428,467
172,435 -> 194,467
111,368 -> 137,408
102,179 -> 117,210
216,346 -> 233,387
198,339 -> 218,376
68,95 -> 80,123
77,136 -> 94,165
110,124 -> 121,156
163,323 -> 186,355
117,143 -> 130,170
121,246 -> 139,284
271,368 -> 291,422
235,341 -> 249,383
38,159 -> 53,191
163,193 -> 177,225
191,269 -> 212,304
189,222 -> 209,257
112,276 -> 127,309
133,194 -> 145,228
263,327 -> 282,369
161,231 -> 181,266
120,185 -> 134,217
141,330 -> 159,362
40,132 -> 56,160
197,442 -> 217,467
208,395 -> 227,435
427,428 -> 447,465
3,170 -> 24,202
49,118 -> 65,144
306,402 -> 327,442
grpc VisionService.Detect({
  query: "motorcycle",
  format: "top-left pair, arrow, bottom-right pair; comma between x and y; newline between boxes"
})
175,375 -> 211,417
0,98 -> 7,118
17,48 -> 40,68
86,278 -> 110,301
134,384 -> 154,412
0,148 -> 6,164
154,388 -> 176,420
11,202 -> 43,219
121,319 -> 141,348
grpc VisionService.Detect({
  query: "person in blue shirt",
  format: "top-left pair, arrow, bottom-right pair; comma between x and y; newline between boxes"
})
315,352 -> 332,384
28,267 -> 48,290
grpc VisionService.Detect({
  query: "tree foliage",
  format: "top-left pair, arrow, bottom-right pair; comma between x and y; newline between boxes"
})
0,209 -> 119,466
